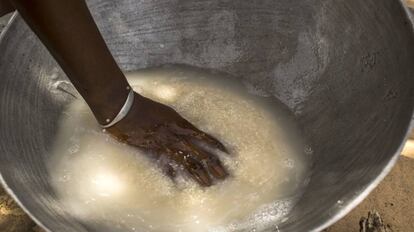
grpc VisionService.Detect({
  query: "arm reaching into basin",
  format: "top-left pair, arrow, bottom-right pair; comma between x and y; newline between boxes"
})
1,0 -> 228,186
0,0 -> 13,16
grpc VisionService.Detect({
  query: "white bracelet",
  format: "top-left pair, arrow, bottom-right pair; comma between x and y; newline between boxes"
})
101,88 -> 134,128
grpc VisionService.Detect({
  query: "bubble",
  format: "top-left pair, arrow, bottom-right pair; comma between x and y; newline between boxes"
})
304,145 -> 313,155
58,175 -> 71,182
284,158 -> 295,168
50,72 -> 59,80
68,144 -> 80,154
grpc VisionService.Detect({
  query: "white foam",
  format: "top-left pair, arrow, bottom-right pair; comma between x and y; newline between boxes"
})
47,66 -> 310,232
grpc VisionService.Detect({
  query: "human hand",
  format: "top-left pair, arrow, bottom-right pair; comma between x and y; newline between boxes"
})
107,92 -> 229,187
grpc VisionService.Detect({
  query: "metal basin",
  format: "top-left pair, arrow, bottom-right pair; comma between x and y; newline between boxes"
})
0,0 -> 413,231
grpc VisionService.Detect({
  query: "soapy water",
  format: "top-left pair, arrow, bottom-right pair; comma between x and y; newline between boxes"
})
47,66 -> 311,232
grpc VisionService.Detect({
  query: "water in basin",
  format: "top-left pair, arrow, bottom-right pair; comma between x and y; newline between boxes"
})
47,65 -> 311,232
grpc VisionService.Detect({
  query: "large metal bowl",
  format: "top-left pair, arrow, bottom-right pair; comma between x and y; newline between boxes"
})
0,0 -> 413,231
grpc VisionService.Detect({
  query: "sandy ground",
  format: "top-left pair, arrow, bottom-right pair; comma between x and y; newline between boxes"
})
0,187 -> 44,232
325,156 -> 414,232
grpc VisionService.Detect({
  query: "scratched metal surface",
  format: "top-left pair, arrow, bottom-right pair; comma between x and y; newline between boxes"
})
0,0 -> 413,231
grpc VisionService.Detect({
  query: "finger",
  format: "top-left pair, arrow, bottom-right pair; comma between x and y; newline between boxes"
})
157,151 -> 177,178
170,122 -> 228,153
183,156 -> 212,187
182,140 -> 228,180
205,156 -> 228,180
163,163 -> 176,178
194,131 -> 229,153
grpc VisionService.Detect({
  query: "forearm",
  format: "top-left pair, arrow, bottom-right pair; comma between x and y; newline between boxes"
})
0,0 -> 14,16
9,0 -> 131,124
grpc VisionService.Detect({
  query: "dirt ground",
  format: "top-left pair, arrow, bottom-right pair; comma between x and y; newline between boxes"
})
325,156 -> 414,232
0,187 -> 44,232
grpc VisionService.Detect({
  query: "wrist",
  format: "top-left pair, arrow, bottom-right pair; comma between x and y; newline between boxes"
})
88,84 -> 132,125
100,88 -> 135,128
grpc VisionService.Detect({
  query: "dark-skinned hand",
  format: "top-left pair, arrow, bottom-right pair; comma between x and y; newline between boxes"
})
107,92 -> 229,187
2,0 -> 229,187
